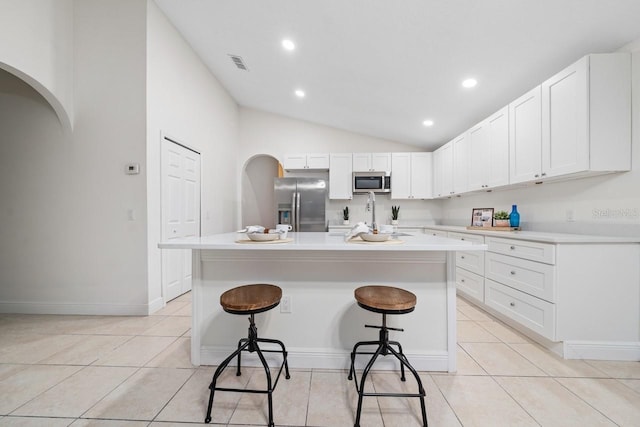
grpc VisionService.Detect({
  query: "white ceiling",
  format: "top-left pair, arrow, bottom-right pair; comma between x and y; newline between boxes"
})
154,0 -> 640,151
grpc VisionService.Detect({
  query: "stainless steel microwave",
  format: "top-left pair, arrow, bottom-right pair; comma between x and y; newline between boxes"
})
352,171 -> 391,194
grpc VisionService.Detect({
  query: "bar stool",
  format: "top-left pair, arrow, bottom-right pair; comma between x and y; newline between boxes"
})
347,285 -> 428,427
204,284 -> 290,427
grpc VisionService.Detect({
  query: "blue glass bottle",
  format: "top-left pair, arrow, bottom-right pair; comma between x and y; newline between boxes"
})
510,205 -> 520,227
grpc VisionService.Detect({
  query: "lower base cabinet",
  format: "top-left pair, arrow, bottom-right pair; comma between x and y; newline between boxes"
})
485,278 -> 555,340
455,267 -> 484,303
428,227 -> 640,360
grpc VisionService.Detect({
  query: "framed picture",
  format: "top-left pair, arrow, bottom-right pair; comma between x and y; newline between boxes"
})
471,208 -> 494,227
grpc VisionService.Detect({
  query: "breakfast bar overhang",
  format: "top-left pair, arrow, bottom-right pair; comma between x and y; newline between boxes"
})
159,232 -> 487,372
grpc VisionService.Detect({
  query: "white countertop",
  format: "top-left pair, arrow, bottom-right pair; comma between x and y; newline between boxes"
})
423,225 -> 640,244
159,232 -> 487,251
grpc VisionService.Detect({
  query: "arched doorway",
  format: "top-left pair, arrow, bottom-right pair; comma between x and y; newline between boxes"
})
241,154 -> 280,228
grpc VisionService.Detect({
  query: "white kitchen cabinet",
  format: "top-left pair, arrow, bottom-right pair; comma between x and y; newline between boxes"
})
449,231 -> 640,359
432,142 -> 453,198
283,153 -> 329,170
391,152 -> 432,199
541,53 -> 631,178
508,53 -> 631,185
448,231 -> 485,304
353,152 -> 391,172
466,122 -> 486,191
329,153 -> 353,199
485,107 -> 510,188
467,107 -> 509,191
509,86 -> 542,184
451,133 -> 468,194
425,229 -> 447,237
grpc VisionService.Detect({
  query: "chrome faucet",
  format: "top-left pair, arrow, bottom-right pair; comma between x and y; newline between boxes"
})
367,191 -> 377,232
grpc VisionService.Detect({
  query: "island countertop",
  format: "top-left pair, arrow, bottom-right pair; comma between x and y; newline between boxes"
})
158,231 -> 488,251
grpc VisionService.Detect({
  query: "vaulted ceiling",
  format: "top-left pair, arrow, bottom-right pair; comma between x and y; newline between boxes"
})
155,0 -> 640,150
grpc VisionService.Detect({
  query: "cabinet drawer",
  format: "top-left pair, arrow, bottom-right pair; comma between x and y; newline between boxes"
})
456,251 -> 485,276
455,268 -> 484,303
485,252 -> 555,302
485,279 -> 556,341
424,229 -> 448,237
486,237 -> 555,264
448,232 -> 485,245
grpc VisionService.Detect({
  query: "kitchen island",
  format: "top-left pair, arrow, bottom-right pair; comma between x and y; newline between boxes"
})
159,232 -> 487,372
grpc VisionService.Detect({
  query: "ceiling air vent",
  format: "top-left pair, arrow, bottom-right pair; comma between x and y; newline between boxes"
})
229,54 -> 248,71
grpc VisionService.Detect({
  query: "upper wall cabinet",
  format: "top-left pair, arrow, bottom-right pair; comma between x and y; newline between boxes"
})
433,142 -> 453,198
283,153 -> 330,170
391,152 -> 433,199
452,132 -> 469,195
329,153 -> 353,199
541,53 -> 631,178
510,53 -> 631,185
467,106 -> 509,191
352,153 -> 391,172
509,86 -> 543,184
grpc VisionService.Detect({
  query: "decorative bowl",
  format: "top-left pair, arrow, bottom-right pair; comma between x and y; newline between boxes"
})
360,233 -> 391,242
247,233 -> 280,242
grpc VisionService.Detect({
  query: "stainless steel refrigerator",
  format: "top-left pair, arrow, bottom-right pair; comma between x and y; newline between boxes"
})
274,178 -> 327,231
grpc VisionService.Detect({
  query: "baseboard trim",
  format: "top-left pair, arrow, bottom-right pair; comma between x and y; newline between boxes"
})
563,341 -> 640,361
147,297 -> 165,315
200,346 -> 450,372
0,301 -> 150,316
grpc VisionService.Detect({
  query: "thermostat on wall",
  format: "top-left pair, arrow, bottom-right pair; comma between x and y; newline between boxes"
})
125,163 -> 140,175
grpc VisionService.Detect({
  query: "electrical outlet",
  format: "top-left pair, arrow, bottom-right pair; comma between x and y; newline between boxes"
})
280,295 -> 292,313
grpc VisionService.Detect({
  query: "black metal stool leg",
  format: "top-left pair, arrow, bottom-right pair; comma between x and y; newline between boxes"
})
354,343 -> 383,427
387,345 -> 428,427
348,340 -> 380,381
257,337 -> 291,380
254,343 -> 275,427
389,340 -> 406,381
205,340 -> 251,423
236,338 -> 247,376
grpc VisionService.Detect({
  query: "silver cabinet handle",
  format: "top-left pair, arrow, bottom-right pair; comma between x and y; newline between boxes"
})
541,172 -> 547,176
510,302 -> 515,307
461,255 -> 465,259
510,246 -> 516,250
460,279 -> 465,283
510,271 -> 516,275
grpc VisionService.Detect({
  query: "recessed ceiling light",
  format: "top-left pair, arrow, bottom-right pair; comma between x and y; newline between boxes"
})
295,89 -> 305,98
462,78 -> 478,88
422,120 -> 434,127
282,39 -> 295,51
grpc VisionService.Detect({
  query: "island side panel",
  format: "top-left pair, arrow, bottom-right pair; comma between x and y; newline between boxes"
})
194,249 -> 450,371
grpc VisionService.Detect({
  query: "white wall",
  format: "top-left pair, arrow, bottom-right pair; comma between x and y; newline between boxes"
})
146,0 -> 240,306
238,107 -> 442,226
242,155 -> 279,227
439,42 -> 640,237
0,0 -> 150,314
0,0 -> 74,131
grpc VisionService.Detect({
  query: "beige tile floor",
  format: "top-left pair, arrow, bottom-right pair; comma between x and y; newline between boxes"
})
0,293 -> 639,426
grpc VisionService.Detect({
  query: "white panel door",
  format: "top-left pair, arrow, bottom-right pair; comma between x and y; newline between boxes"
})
162,137 -> 201,302
509,86 -> 542,184
542,56 -> 589,178
486,106 -> 510,188
452,132 -> 470,194
391,152 -> 411,199
329,153 -> 353,199
410,152 -> 432,199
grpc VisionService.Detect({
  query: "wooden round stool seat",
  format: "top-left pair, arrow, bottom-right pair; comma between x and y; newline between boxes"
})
354,285 -> 416,314
220,284 -> 282,315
